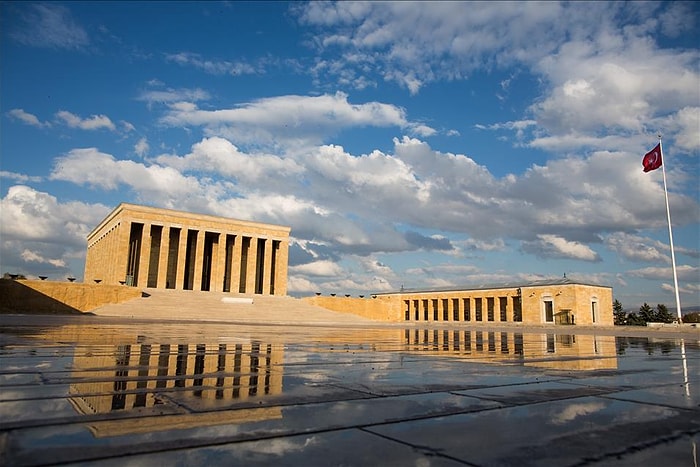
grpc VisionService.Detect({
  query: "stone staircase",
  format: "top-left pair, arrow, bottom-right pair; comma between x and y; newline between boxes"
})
91,288 -> 374,325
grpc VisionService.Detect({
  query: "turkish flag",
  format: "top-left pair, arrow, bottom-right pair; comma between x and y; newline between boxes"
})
642,143 -> 662,172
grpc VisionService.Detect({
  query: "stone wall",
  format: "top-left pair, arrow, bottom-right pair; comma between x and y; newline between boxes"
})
0,279 -> 142,314
303,295 -> 403,321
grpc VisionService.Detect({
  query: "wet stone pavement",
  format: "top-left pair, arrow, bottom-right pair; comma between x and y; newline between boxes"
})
0,315 -> 699,466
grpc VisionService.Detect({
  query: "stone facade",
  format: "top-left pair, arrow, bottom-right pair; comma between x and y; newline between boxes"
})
305,278 -> 614,326
85,203 -> 290,296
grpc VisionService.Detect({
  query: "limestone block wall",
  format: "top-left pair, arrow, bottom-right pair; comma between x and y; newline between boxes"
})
0,279 -> 142,313
519,284 -> 613,326
303,295 -> 403,321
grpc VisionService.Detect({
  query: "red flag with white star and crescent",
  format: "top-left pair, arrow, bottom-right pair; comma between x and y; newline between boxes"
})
642,143 -> 662,172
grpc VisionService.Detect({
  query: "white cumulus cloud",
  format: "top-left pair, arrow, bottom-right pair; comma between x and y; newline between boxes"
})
7,109 -> 49,127
55,111 -> 116,131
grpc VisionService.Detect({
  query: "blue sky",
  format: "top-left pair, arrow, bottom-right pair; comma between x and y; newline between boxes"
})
1,1 -> 698,310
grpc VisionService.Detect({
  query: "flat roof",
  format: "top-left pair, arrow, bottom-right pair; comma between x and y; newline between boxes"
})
88,202 -> 291,240
375,277 -> 611,295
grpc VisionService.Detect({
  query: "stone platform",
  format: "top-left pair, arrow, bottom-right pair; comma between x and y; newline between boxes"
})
89,287 -> 376,325
1,310 -> 699,466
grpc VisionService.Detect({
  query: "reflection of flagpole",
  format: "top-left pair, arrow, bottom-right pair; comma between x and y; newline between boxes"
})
681,339 -> 690,397
658,136 -> 683,321
680,339 -> 695,467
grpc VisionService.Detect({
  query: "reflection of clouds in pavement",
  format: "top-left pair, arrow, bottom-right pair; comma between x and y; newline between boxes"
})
4,362 -> 52,370
207,436 -> 319,460
1,354 -> 75,421
283,345 -> 398,384
0,372 -> 38,382
299,371 -> 331,383
252,435 -> 319,456
291,360 -> 394,384
612,404 -> 677,425
86,434 -> 321,466
1,397 -> 75,421
552,401 -> 605,425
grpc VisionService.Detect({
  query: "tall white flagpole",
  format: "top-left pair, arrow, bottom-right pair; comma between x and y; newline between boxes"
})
658,135 -> 683,321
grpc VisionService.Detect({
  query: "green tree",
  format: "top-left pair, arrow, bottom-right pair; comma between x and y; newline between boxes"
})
654,304 -> 675,323
683,312 -> 700,323
613,299 -> 626,325
625,312 -> 646,326
638,303 -> 655,323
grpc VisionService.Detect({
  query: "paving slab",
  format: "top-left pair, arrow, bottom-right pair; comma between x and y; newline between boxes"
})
365,396 -> 699,466
0,314 -> 698,466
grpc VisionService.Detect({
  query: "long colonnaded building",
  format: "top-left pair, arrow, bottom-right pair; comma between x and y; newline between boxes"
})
84,203 -> 290,295
386,278 -> 614,326
307,278 -> 614,325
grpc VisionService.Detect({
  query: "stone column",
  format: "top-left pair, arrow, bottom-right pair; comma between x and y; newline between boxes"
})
100,229 -> 109,284
274,240 -> 289,296
115,221 -> 131,285
231,234 -> 242,293
192,229 -> 206,291
175,229 -> 188,290
85,239 -> 94,282
114,225 -> 123,284
262,238 -> 273,295
156,226 -> 170,289
106,228 -> 114,284
137,224 -> 152,288
246,237 -> 259,294
100,234 -> 106,282
506,295 -> 514,322
213,233 -> 226,292
83,244 -> 92,282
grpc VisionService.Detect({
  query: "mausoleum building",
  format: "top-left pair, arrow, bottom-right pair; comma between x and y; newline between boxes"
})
84,203 -> 290,296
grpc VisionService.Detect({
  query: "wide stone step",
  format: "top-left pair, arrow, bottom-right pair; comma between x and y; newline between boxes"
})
91,288 -> 373,325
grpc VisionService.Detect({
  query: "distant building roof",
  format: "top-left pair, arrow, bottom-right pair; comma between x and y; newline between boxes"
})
375,277 -> 611,296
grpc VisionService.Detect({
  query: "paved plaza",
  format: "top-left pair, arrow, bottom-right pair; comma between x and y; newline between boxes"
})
1,308 -> 699,466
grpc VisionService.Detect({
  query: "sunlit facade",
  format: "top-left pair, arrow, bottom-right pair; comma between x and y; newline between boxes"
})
383,279 -> 614,326
307,278 -> 614,325
84,203 -> 290,296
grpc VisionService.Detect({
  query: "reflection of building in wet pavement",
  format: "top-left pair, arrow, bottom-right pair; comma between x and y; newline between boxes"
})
399,329 -> 618,370
26,323 -> 618,439
68,341 -> 284,416
3,316 -> 697,466
64,330 -> 616,421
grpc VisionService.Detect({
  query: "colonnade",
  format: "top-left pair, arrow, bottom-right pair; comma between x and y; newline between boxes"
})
84,204 -> 290,296
402,294 -> 523,323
